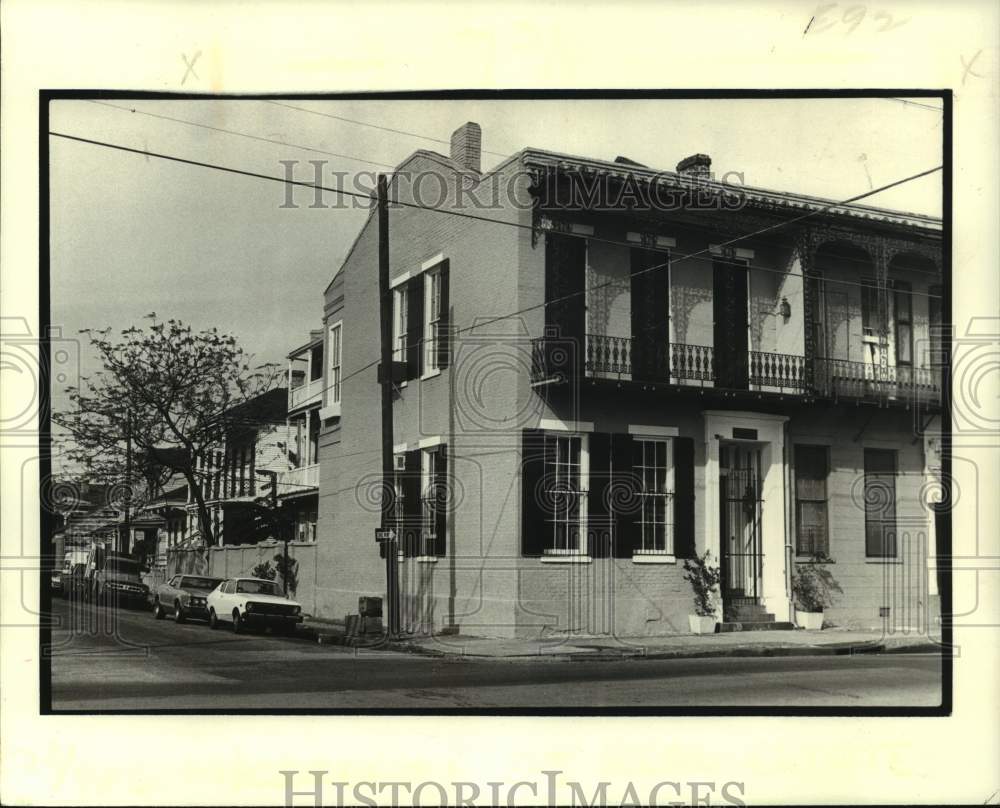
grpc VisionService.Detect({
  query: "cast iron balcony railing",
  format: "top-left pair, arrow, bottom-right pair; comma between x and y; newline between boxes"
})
529,335 -> 942,409
813,358 -> 942,407
748,351 -> 809,392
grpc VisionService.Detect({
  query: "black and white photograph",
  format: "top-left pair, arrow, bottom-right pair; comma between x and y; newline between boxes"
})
42,94 -> 949,712
2,3 -> 997,807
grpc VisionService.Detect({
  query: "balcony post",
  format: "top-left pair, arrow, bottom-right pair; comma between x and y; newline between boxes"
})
797,230 -> 817,392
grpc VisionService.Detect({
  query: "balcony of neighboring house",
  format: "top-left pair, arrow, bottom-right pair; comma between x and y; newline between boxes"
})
530,229 -> 942,411
287,331 -> 325,414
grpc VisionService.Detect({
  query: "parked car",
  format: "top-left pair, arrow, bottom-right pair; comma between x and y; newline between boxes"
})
152,574 -> 224,623
91,553 -> 149,608
61,562 -> 89,600
206,577 -> 303,634
52,549 -> 88,597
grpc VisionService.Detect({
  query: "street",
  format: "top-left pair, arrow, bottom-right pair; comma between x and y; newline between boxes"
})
47,599 -> 942,711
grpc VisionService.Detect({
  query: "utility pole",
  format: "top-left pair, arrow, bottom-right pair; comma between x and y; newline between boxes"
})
377,173 -> 400,637
121,410 -> 132,555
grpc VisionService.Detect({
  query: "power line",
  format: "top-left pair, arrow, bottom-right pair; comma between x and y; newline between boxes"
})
49,129 -> 944,407
263,99 -> 513,160
87,100 -> 398,170
50,129 -> 943,291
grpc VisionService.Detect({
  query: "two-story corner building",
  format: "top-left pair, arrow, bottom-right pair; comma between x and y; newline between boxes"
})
315,122 -> 945,639
190,387 -> 292,546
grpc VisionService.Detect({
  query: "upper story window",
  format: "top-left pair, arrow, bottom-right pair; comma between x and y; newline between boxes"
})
860,279 -> 886,343
328,321 -> 342,405
894,281 -> 913,367
393,285 -> 408,366
424,267 -> 443,374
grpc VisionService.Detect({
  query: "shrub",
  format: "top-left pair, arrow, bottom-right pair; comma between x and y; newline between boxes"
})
682,550 -> 722,617
791,554 -> 843,612
250,560 -> 276,581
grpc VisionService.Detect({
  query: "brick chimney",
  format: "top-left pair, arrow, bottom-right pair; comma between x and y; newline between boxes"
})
450,122 -> 482,173
676,153 -> 712,180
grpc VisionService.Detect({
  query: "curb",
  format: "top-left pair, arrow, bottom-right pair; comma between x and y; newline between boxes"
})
301,626 -> 939,661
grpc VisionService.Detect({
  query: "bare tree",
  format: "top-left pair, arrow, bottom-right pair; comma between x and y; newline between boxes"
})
54,315 -> 281,547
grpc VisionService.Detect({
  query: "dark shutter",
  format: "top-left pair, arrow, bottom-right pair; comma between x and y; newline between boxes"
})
402,449 -> 422,556
433,446 -> 448,557
588,433 -> 612,558
630,248 -> 669,381
673,436 -> 696,558
611,433 -> 639,558
436,260 -> 450,370
521,429 -> 547,556
406,276 -> 424,380
545,232 -> 586,376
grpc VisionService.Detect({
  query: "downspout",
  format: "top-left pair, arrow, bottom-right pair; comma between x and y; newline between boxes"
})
783,418 -> 793,622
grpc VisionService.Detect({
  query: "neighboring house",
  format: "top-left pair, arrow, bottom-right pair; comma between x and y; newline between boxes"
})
190,387 -> 291,546
281,332 -> 325,543
313,122 -> 944,638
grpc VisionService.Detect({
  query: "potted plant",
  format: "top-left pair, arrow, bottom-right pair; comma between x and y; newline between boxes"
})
682,550 -> 722,634
791,553 -> 842,629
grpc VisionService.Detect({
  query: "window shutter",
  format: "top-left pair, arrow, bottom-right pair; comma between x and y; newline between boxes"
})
587,433 -> 612,558
406,276 -> 424,380
402,449 -> 422,556
437,260 -> 450,369
545,232 -> 586,376
433,446 -> 448,557
521,429 -> 547,556
630,248 -> 668,381
611,433 -> 639,558
673,436 -> 696,558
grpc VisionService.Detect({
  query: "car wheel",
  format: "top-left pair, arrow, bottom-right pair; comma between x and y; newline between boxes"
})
153,599 -> 164,619
232,609 -> 242,634
208,608 -> 218,630
173,601 -> 185,624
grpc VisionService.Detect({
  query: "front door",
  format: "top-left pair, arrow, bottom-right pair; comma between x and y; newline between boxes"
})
713,260 -> 750,389
719,444 -> 764,614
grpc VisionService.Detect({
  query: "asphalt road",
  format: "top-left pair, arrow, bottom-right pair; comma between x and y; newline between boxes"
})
47,599 -> 943,711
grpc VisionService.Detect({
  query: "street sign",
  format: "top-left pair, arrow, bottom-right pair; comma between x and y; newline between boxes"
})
375,527 -> 396,543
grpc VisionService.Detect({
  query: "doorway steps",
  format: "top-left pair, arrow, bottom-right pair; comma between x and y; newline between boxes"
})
719,602 -> 794,632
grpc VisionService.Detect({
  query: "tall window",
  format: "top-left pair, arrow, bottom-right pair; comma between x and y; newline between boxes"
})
309,342 -> 323,381
861,279 -> 885,342
634,438 -> 674,554
420,446 -> 442,557
328,321 -> 342,405
894,281 -> 913,367
424,268 -> 442,373
864,448 -> 897,558
795,445 -> 829,556
393,285 -> 408,364
543,434 -> 587,553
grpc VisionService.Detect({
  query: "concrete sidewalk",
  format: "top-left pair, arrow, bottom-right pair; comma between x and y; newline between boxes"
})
300,619 -> 943,661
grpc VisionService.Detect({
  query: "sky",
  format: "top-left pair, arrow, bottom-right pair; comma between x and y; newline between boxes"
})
48,96 -> 943,468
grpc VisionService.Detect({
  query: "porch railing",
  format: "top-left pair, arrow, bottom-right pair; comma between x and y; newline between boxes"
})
529,335 -> 942,408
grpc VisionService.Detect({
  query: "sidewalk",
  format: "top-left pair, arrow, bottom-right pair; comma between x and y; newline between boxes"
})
300,618 -> 942,661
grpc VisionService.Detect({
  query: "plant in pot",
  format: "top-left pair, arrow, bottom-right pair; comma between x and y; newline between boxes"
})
791,553 -> 843,629
682,550 -> 722,635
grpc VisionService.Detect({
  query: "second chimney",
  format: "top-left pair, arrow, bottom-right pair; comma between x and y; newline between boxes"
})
450,122 -> 482,174
676,153 -> 712,180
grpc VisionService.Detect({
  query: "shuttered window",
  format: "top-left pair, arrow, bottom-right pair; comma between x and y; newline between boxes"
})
634,438 -> 675,554
795,445 -> 829,557
864,448 -> 897,558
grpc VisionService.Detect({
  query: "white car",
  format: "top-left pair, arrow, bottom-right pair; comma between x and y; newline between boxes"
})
206,577 -> 303,634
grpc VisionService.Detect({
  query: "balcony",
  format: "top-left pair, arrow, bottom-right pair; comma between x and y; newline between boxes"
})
530,334 -> 941,409
288,378 -> 323,411
277,464 -> 319,498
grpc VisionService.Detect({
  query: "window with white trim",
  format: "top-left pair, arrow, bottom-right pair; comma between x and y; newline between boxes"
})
543,433 -> 588,554
634,438 -> 674,554
420,446 -> 440,557
328,321 -> 342,405
393,286 -> 408,364
424,267 -> 442,373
